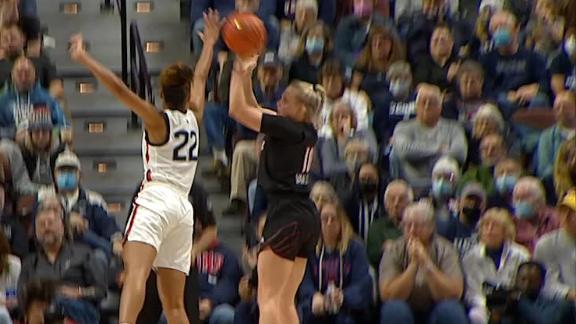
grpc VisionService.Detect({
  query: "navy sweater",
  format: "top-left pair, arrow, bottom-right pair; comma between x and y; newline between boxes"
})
196,242 -> 243,306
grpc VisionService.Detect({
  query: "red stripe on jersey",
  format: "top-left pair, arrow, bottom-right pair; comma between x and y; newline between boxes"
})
145,142 -> 150,162
123,203 -> 140,245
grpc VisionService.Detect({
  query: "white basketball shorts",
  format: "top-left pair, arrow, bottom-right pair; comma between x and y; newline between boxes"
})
124,183 -> 194,274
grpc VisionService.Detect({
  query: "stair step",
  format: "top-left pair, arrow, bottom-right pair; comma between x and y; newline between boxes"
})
73,127 -> 142,156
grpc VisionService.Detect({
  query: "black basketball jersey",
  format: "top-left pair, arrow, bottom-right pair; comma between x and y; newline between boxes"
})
258,114 -> 317,195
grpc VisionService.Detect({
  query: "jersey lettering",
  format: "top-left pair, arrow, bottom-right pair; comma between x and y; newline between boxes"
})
296,146 -> 314,185
172,130 -> 198,161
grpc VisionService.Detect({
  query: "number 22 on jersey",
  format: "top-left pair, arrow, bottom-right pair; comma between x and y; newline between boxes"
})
172,130 -> 199,161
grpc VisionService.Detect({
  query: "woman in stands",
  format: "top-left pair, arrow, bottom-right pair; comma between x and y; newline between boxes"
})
68,10 -> 220,324
229,55 -> 323,324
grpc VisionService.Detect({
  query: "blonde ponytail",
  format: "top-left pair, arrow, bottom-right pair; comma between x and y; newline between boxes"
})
291,81 -> 325,123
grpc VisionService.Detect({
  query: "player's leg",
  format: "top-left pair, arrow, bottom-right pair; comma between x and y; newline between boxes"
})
278,257 -> 307,324
257,248 -> 294,324
119,241 -> 157,324
156,267 -> 189,324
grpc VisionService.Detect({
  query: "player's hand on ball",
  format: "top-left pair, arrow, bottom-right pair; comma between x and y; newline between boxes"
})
199,9 -> 222,47
233,55 -> 258,75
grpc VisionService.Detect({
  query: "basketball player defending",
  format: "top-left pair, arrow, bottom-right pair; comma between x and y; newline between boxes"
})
68,10 -> 220,324
229,56 -> 323,324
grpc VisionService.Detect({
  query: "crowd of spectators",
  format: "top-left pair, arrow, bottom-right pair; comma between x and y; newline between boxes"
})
0,0 -> 573,323
195,0 -> 576,323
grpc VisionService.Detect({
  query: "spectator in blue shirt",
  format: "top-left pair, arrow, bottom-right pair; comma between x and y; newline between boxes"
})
334,0 -> 395,67
0,57 -> 66,141
298,201 -> 373,324
371,61 -> 416,147
480,10 -> 549,119
549,28 -> 576,97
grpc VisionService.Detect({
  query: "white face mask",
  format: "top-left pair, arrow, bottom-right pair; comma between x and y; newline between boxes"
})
565,37 -> 576,55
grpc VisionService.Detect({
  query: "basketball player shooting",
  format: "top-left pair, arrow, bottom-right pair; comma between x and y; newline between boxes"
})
68,10 -> 221,324
229,54 -> 323,324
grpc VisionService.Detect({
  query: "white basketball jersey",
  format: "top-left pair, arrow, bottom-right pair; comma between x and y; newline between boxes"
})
141,109 -> 199,195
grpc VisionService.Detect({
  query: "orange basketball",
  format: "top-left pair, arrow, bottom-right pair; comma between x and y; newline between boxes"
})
222,12 -> 267,58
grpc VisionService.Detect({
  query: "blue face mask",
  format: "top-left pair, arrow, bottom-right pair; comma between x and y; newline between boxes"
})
57,172 -> 78,191
305,37 -> 325,55
432,180 -> 453,198
495,175 -> 518,194
514,201 -> 535,220
493,28 -> 512,48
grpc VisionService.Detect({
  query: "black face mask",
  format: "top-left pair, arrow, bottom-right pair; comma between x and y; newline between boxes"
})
359,182 -> 378,198
462,206 -> 482,224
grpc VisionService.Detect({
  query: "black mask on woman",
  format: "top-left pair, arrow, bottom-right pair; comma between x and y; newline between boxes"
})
359,181 -> 378,199
462,206 -> 482,224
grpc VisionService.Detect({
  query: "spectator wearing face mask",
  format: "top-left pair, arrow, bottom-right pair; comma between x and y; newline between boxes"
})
334,0 -> 395,68
343,162 -> 381,242
48,150 -> 123,260
317,102 -> 377,178
353,26 -> 405,100
437,183 -> 487,256
550,28 -> 576,96
511,176 -> 559,253
535,92 -> 576,188
367,180 -> 413,268
459,134 -> 508,195
487,158 -> 522,213
298,202 -> 373,324
553,139 -> 576,200
371,61 -> 416,147
480,10 -> 549,119
442,60 -> 493,129
288,22 -> 332,85
391,84 -> 467,197
429,156 -> 460,224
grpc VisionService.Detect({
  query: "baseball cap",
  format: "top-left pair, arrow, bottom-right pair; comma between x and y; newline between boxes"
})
559,190 -> 576,212
460,183 -> 487,205
259,51 -> 281,68
55,150 -> 81,170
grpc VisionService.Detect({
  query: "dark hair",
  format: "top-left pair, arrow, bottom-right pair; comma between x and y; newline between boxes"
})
517,261 -> 547,282
318,59 -> 344,83
23,279 -> 56,314
457,60 -> 484,81
433,23 -> 454,36
159,62 -> 194,110
0,230 -> 10,277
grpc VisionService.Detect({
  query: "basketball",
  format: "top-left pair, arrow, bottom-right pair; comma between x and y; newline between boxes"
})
222,12 -> 267,58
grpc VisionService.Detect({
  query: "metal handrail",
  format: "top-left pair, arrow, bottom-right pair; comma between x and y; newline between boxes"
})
129,22 -> 155,105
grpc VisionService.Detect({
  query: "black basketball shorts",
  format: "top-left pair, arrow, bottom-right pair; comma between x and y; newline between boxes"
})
261,195 -> 320,260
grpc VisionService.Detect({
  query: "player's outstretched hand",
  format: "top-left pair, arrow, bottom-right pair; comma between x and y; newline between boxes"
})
198,9 -> 222,47
69,34 -> 88,63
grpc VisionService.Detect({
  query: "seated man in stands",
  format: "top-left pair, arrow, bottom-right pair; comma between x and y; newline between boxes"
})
44,150 -> 123,260
391,84 -> 467,196
459,133 -> 508,194
367,180 -> 413,269
0,24 -> 63,98
0,56 -> 66,141
379,200 -> 467,324
18,196 -> 107,323
511,176 -> 559,253
534,189 -> 576,302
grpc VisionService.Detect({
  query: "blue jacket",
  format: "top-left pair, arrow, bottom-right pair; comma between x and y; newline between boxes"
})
0,83 -> 66,139
298,239 -> 372,316
196,242 -> 243,306
68,188 -> 121,243
371,91 -> 416,145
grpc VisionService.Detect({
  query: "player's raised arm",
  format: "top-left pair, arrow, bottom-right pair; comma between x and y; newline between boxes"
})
68,34 -> 166,142
189,9 -> 221,122
229,56 -> 268,132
